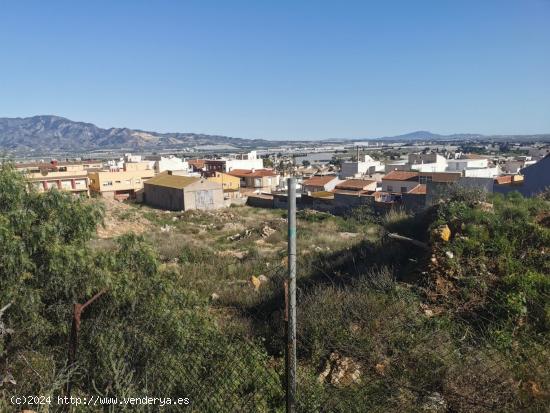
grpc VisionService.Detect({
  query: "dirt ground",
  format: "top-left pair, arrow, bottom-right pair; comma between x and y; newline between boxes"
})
96,198 -> 153,238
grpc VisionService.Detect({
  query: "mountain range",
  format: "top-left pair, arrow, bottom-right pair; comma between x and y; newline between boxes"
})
0,115 -> 548,153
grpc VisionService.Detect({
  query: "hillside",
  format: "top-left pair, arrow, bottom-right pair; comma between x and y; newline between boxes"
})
2,157 -> 548,412
0,115 -> 274,152
1,116 -> 549,153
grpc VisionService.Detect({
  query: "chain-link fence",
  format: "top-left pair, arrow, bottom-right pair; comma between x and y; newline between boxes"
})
2,191 -> 548,413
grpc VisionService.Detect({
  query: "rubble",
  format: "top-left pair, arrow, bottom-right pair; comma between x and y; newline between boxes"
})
227,229 -> 252,241
421,392 -> 447,412
318,352 -> 362,387
261,226 -> 276,238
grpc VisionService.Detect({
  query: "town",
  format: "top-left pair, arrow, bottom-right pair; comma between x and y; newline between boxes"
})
13,140 -> 550,214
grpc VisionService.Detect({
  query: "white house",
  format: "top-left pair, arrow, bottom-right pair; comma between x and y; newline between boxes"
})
154,156 -> 189,174
225,151 -> 264,172
340,155 -> 384,178
408,153 -> 448,173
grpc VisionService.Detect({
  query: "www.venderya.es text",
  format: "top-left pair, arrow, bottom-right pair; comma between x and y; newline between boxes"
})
11,395 -> 190,407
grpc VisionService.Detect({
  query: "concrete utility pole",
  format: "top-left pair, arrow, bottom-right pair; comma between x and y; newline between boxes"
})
286,177 -> 297,413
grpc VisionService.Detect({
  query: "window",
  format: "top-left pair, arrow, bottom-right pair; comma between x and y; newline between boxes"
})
400,186 -> 407,193
387,185 -> 393,192
419,176 -> 432,184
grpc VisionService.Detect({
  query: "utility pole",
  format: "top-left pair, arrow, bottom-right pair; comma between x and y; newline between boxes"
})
286,177 -> 297,413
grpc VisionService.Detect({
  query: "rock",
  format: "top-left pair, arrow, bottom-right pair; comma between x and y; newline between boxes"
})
374,358 -> 390,376
445,250 -> 454,259
421,392 -> 447,412
318,352 -> 362,387
261,226 -> 276,238
210,293 -> 220,301
172,216 -> 178,221
258,274 -> 268,283
474,201 -> 494,212
0,372 -> 16,385
250,275 -> 261,291
433,225 -> 451,242
339,232 -> 359,239
160,224 -> 173,233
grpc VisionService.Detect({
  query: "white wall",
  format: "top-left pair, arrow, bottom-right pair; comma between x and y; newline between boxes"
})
225,158 -> 264,172
463,167 -> 500,178
155,156 -> 189,174
446,159 -> 488,171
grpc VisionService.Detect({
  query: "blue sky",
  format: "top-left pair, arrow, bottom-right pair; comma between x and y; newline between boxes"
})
1,0 -> 549,139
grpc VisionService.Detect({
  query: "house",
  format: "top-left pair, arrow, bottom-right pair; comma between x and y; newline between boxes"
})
301,175 -> 340,193
204,151 -> 264,174
418,172 -> 461,184
88,162 -> 155,200
340,155 -> 383,178
207,172 -> 241,199
151,155 -> 189,174
494,155 -> 550,197
16,160 -> 91,196
409,153 -> 448,173
334,179 -> 377,192
381,171 -> 419,193
144,173 -> 224,211
188,159 -> 206,173
227,169 -> 279,193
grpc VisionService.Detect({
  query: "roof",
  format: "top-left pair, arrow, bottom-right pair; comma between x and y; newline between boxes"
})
419,172 -> 461,183
494,175 -> 523,185
227,169 -> 277,178
188,159 -> 206,169
335,179 -> 375,191
464,153 -> 488,159
309,191 -> 334,199
302,175 -> 338,187
144,174 -> 199,189
408,184 -> 427,195
382,170 -> 419,181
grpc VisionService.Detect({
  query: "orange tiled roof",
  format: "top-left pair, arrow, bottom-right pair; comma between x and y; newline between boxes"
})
382,170 -> 419,181
408,184 -> 427,194
418,172 -> 461,183
188,159 -> 206,168
227,169 -> 277,178
303,175 -> 338,186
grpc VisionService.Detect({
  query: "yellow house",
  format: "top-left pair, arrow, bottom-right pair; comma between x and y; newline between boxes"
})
207,172 -> 241,199
88,163 -> 155,200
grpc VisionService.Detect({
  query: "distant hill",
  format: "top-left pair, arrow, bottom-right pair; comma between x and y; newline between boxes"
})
378,130 -> 549,142
0,116 -> 548,153
0,115 -> 272,152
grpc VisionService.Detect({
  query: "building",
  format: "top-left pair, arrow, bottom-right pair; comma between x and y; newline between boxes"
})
340,155 -> 383,178
334,179 -> 377,192
188,159 -> 206,173
88,162 -> 155,200
227,169 -> 279,193
301,175 -> 340,193
203,151 -> 264,174
381,171 -> 419,193
143,173 -> 224,211
207,172 -> 241,199
494,155 -> 550,197
16,160 -> 91,196
152,155 -> 189,174
409,153 -> 448,173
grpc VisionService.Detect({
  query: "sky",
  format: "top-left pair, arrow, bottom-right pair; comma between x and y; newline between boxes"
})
1,0 -> 549,140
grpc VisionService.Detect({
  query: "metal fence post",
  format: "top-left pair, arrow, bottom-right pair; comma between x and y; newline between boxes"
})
286,177 -> 297,413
